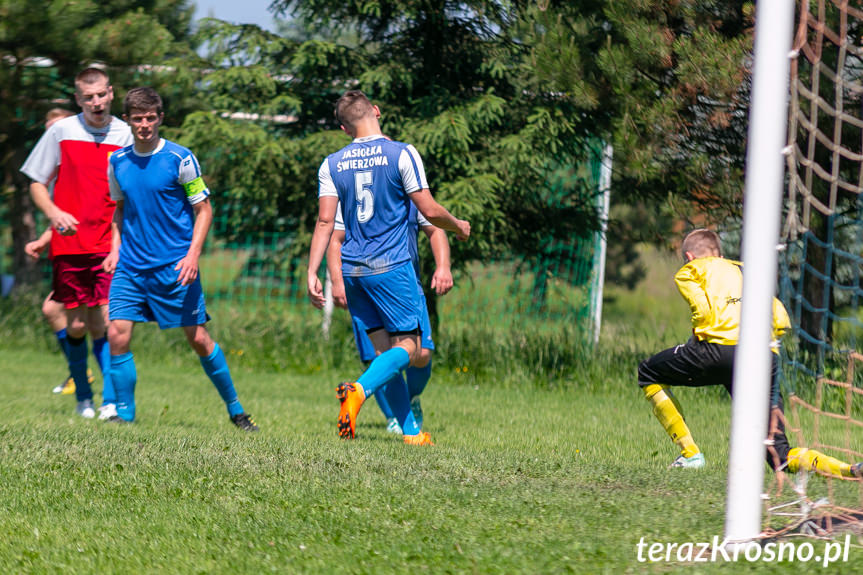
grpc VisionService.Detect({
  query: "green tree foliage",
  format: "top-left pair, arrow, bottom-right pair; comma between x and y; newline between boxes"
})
0,0 -> 197,287
177,0 -> 606,315
596,1 -> 754,220
264,0 -> 755,288
518,1 -> 757,287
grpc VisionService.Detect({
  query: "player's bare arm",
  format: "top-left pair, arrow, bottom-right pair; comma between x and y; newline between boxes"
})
409,189 -> 470,241
25,228 -> 53,260
422,225 -> 453,295
103,201 -> 124,274
30,180 -> 78,235
307,196 -> 339,308
326,229 -> 348,309
175,198 -> 213,286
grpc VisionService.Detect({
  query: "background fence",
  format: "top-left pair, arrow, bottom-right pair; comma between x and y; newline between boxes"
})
1,145 -> 608,342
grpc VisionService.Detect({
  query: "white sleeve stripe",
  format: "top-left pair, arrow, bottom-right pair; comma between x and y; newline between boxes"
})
405,144 -> 428,189
399,151 -> 421,194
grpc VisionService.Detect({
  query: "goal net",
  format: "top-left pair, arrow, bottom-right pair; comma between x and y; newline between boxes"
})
770,0 -> 863,536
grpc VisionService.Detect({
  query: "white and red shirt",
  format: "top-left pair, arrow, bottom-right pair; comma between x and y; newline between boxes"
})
21,114 -> 132,256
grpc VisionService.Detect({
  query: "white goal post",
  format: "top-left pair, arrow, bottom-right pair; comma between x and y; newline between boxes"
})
724,0 -> 795,543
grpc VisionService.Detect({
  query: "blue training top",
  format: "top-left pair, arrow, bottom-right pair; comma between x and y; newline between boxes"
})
318,135 -> 429,277
108,138 -> 210,271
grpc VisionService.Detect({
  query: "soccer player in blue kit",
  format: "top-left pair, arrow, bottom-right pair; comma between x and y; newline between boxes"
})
307,90 -> 470,445
327,202 -> 453,435
103,87 -> 258,430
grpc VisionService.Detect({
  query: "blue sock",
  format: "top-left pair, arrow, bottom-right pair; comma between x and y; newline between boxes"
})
382,372 -> 420,435
406,359 -> 432,399
357,347 -> 411,397
374,381 -> 396,420
92,336 -> 115,405
55,328 -> 71,361
111,352 -> 137,422
67,336 -> 92,401
200,342 -> 244,417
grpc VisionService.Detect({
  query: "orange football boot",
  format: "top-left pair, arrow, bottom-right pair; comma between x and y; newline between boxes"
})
403,431 -> 434,446
336,381 -> 365,439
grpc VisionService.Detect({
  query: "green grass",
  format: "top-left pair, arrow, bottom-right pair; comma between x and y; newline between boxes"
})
2,245 -> 863,572
1,349 -> 739,574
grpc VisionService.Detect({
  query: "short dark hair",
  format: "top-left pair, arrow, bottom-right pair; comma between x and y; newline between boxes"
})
75,67 -> 110,93
681,229 -> 722,259
335,90 -> 374,130
123,87 -> 163,116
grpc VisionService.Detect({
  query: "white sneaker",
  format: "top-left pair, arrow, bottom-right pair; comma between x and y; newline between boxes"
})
76,400 -> 96,419
386,418 -> 403,434
98,403 -> 118,421
670,453 -> 705,469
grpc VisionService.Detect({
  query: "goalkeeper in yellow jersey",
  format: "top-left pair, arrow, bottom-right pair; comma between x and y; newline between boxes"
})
638,229 -> 862,477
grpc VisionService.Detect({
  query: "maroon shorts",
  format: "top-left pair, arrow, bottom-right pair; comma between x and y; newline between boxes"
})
52,253 -> 111,309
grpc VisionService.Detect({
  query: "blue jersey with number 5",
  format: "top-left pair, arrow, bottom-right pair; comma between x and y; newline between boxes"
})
318,135 -> 428,277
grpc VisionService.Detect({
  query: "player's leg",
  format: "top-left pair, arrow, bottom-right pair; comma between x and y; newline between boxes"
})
44,293 -> 69,350
52,255 -> 94,415
764,360 -> 862,477
787,447 -> 863,478
153,264 -> 257,431
338,265 -> 421,439
405,348 -> 432,430
638,339 -> 724,467
108,318 -> 137,422
404,293 -> 435,430
341,332 -> 418,439
88,303 -> 116,418
182,324 -> 256,430
351,315 -> 401,432
64,306 -> 96,417
374,386 -> 403,434
763,356 -> 792,471
359,332 -> 424,441
366,329 -> 405,434
88,260 -> 116,416
106,265 -> 154,423
44,293 -> 76,395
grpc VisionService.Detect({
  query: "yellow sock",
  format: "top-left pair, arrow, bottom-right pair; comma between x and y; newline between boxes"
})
643,384 -> 700,458
787,447 -> 853,477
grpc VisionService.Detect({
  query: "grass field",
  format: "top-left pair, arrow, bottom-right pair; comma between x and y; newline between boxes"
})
2,247 -> 862,573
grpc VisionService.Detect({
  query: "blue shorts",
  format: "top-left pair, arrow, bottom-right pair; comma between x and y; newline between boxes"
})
344,263 -> 422,346
109,263 -> 209,329
351,282 -> 435,362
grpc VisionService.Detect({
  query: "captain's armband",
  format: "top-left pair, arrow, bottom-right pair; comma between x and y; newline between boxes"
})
183,176 -> 210,205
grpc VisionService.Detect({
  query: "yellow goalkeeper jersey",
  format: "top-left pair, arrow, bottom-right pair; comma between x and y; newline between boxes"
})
674,257 -> 790,347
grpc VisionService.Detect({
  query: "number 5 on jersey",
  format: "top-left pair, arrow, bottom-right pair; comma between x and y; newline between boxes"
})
355,170 -> 374,223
